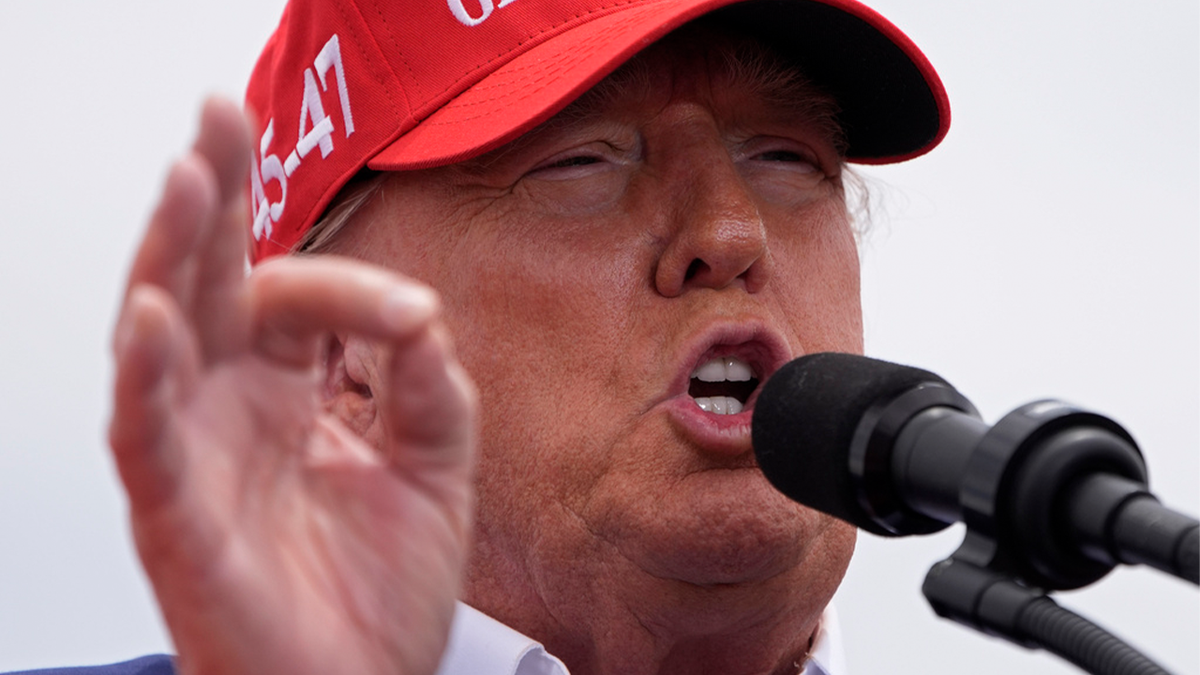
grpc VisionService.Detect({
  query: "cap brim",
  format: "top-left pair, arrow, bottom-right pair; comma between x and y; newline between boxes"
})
369,0 -> 948,171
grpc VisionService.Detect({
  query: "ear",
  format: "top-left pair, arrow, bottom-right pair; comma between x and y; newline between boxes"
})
322,333 -> 384,447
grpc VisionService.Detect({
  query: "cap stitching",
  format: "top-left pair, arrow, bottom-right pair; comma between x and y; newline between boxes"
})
363,0 -> 421,105
420,10 -> 645,125
339,0 -> 404,115
465,10 -> 644,88
438,10 -> 644,106
422,42 -> 596,124
423,0 -> 664,109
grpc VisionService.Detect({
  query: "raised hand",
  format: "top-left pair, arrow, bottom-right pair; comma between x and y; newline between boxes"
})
109,98 -> 476,675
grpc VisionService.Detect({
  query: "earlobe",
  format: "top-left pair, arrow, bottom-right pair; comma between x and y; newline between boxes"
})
322,334 -> 381,443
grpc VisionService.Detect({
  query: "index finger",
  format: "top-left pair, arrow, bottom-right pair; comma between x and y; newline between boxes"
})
247,255 -> 440,368
120,98 -> 254,362
117,153 -> 215,351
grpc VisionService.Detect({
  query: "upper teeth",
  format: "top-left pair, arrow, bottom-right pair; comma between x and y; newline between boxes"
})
691,356 -> 754,383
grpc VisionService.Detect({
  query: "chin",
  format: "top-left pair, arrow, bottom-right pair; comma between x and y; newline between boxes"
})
623,471 -> 842,587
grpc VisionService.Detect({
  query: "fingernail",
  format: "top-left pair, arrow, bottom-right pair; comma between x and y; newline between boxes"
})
381,285 -> 438,332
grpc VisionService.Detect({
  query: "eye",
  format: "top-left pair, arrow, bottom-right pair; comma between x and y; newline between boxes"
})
749,148 -> 820,173
542,155 -> 601,169
515,140 -> 635,214
737,137 -> 833,204
526,144 -> 620,181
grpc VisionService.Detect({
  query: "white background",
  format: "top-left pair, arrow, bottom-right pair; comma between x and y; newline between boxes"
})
0,0 -> 1195,673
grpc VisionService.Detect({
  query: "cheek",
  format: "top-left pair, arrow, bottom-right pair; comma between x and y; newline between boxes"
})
432,222 -> 651,493
438,232 -> 642,379
435,232 -> 666,575
769,204 -> 863,353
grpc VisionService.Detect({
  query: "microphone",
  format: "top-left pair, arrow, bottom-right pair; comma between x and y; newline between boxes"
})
751,352 -> 1199,589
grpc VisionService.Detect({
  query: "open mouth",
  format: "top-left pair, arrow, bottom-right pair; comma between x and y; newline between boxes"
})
687,355 -> 761,415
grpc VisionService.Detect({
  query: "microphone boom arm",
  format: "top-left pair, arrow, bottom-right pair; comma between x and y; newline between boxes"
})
923,557 -> 1173,675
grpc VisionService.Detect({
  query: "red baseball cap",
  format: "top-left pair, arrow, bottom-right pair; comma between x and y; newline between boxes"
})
245,0 -> 950,261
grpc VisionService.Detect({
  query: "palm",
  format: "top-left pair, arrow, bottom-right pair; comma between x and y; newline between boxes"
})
110,100 -> 476,675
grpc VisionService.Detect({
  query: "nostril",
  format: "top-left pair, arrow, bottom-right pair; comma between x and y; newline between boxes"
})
684,258 -> 707,282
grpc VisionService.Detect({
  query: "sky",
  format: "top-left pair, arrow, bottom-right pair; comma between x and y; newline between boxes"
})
0,0 -> 1196,673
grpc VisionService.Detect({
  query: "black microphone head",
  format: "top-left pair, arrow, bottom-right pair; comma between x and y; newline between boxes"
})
752,352 -> 954,536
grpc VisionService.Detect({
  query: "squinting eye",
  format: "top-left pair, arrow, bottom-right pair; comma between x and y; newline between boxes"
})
533,155 -> 602,173
753,150 -> 818,170
740,141 -> 829,203
545,155 -> 600,169
758,150 -> 801,161
526,153 -> 610,180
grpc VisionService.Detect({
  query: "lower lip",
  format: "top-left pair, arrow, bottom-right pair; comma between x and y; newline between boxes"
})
663,395 -> 754,456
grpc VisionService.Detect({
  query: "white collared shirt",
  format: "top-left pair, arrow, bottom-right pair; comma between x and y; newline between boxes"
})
433,602 -> 846,675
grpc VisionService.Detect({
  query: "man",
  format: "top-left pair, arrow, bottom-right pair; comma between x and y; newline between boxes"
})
42,0 -> 947,673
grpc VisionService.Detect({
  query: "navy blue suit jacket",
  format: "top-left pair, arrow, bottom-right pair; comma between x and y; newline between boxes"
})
5,656 -> 174,675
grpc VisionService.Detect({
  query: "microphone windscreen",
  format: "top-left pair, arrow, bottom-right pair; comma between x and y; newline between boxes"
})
751,352 -> 949,534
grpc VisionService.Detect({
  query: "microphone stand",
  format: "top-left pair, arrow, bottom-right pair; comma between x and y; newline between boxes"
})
914,401 -> 1198,675
923,558 -> 1170,675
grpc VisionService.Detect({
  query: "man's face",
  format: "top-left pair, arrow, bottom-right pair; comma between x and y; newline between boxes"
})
331,32 -> 860,638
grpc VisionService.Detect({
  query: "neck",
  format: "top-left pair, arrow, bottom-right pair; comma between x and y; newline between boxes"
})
464,549 -> 833,675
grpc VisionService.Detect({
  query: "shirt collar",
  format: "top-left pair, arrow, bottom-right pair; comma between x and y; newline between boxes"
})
434,602 -> 569,675
802,603 -> 847,675
435,601 -> 846,675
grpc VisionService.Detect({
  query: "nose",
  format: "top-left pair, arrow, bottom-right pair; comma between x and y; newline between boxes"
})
653,155 -> 773,298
